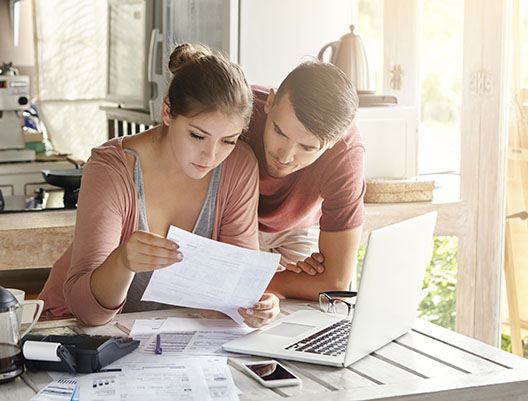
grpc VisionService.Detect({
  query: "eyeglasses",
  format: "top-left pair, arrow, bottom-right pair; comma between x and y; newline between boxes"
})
318,291 -> 357,316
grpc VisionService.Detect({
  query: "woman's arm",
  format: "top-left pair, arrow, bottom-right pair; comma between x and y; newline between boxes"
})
90,230 -> 181,310
63,159 -> 132,325
63,157 -> 181,325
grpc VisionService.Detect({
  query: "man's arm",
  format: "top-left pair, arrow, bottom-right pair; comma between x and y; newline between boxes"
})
266,226 -> 363,301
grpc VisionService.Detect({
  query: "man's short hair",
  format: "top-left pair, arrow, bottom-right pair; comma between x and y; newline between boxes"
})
274,60 -> 358,146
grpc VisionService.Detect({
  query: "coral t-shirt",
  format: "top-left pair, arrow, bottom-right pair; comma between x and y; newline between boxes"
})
245,86 -> 366,233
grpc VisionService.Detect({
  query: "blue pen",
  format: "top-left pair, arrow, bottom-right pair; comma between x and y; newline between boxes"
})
155,333 -> 163,355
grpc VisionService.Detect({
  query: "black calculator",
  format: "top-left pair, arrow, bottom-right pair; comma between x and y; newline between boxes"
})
22,334 -> 140,373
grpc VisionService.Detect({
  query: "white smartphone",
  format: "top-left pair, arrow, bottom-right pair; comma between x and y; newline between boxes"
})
239,360 -> 302,388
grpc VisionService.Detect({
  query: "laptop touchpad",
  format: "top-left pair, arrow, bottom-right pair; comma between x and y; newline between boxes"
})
264,322 -> 315,337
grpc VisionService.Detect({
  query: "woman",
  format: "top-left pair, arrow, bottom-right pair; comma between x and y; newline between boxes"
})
39,44 -> 279,328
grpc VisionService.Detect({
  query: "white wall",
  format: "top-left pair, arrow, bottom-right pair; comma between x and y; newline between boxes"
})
239,0 -> 355,86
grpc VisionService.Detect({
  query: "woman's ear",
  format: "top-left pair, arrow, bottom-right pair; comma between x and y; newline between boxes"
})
161,97 -> 172,126
264,89 -> 276,114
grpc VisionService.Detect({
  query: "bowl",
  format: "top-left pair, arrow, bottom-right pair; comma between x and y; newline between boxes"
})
41,169 -> 83,190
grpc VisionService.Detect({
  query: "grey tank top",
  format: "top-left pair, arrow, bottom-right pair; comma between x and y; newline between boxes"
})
121,148 -> 223,313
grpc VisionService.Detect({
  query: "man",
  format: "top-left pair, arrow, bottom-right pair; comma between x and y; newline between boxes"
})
244,61 -> 365,301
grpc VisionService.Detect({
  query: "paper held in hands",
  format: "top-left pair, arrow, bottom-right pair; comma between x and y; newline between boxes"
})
141,226 -> 281,323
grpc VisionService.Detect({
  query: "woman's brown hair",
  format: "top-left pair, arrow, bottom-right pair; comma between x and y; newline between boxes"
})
165,43 -> 253,127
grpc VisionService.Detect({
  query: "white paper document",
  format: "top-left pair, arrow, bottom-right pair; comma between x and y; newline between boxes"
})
43,358 -> 236,401
78,372 -> 120,401
200,356 -> 239,401
101,356 -> 237,401
142,225 -> 280,323
128,318 -> 165,345
79,362 -> 211,401
30,378 -> 79,401
135,317 -> 253,355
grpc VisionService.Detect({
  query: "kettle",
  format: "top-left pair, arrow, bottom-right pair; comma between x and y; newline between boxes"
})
0,287 -> 42,384
318,25 -> 376,94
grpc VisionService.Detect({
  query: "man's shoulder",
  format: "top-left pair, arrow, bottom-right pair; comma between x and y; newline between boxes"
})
322,122 -> 364,162
341,120 -> 364,148
244,86 -> 270,149
251,84 -> 272,98
250,85 -> 271,116
301,121 -> 364,184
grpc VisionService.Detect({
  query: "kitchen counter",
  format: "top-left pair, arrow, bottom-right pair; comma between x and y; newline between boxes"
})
0,192 -> 467,271
0,209 -> 75,270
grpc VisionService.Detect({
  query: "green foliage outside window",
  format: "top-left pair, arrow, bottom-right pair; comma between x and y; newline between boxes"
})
417,237 -> 457,330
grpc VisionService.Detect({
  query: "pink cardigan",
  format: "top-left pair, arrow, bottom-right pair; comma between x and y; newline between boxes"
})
39,137 -> 259,325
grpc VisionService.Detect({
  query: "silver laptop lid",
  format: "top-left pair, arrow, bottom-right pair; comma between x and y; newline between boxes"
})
344,211 -> 437,366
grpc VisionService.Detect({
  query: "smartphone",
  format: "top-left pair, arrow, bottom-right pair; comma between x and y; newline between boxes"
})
239,360 -> 302,388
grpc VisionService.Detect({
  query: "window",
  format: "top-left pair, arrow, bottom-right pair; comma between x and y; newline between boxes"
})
419,0 -> 464,177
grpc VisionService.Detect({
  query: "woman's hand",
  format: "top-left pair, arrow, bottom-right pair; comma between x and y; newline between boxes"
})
117,230 -> 183,273
239,293 -> 280,328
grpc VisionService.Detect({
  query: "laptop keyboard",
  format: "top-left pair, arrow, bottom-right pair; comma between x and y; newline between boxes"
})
284,319 -> 351,357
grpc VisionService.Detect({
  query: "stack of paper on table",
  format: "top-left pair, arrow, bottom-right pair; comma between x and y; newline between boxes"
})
33,356 -> 238,401
128,317 -> 254,356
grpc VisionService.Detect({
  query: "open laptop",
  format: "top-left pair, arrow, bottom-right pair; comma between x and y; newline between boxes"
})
223,211 -> 438,367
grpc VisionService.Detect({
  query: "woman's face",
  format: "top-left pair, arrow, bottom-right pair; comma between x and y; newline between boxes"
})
162,104 -> 245,180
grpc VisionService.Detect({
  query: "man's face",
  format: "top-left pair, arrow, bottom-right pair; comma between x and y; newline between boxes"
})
262,91 -> 334,178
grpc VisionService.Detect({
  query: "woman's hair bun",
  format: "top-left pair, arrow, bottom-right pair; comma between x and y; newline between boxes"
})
164,42 -> 253,126
168,43 -> 212,75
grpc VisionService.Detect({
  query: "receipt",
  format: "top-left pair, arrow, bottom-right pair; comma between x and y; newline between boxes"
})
23,341 -> 61,362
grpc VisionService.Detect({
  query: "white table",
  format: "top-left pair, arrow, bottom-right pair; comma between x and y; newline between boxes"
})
5,299 -> 528,400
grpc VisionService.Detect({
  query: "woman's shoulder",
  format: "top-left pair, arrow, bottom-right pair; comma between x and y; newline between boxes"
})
220,141 -> 258,192
88,137 -> 127,165
224,140 -> 258,170
83,138 -> 132,189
